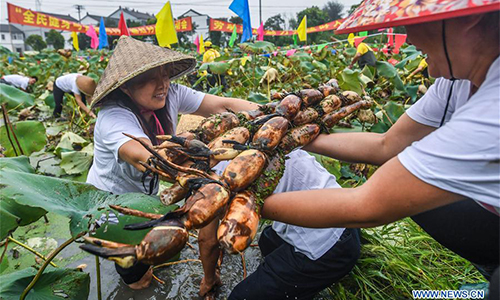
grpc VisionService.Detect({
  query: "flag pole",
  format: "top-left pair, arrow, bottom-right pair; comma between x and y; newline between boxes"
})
8,22 -> 14,52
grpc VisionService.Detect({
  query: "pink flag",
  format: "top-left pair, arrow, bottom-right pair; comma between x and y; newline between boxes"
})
257,22 -> 264,41
354,36 -> 367,48
393,34 -> 407,54
86,26 -> 99,50
194,35 -> 200,52
286,49 -> 297,57
273,51 -> 278,56
387,27 -> 394,46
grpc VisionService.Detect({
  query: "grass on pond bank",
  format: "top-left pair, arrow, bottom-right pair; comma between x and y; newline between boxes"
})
321,218 -> 484,299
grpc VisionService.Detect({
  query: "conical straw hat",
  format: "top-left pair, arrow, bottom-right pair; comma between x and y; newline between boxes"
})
90,36 -> 196,108
76,75 -> 97,97
335,0 -> 499,34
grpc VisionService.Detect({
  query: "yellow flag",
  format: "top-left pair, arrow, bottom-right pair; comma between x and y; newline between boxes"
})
71,31 -> 79,51
297,15 -> 307,42
348,33 -> 355,47
241,56 -> 249,66
199,34 -> 205,54
156,1 -> 178,47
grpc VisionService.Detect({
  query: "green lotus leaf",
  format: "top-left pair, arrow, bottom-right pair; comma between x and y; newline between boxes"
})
0,83 -> 35,110
0,267 -> 89,300
0,121 -> 46,157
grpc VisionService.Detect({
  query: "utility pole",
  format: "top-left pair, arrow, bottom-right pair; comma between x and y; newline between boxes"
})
36,0 -> 43,36
74,5 -> 84,22
259,0 -> 262,25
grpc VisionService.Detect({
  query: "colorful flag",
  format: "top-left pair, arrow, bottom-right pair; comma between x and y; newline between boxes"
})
257,22 -> 264,41
354,36 -> 367,47
86,25 -> 99,49
71,31 -> 79,51
194,34 -> 200,52
229,26 -> 238,47
348,33 -> 355,47
286,49 -> 297,56
293,34 -> 297,46
229,0 -> 252,43
394,34 -> 407,54
118,12 -> 130,36
359,31 -> 368,37
99,17 -> 108,49
199,34 -> 205,54
297,15 -> 307,42
156,1 -> 178,47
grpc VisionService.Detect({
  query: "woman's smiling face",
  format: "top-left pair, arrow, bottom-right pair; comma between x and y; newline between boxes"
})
120,65 -> 171,111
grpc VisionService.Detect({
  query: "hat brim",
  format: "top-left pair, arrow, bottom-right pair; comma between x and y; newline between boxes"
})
90,36 -> 196,108
335,0 -> 499,34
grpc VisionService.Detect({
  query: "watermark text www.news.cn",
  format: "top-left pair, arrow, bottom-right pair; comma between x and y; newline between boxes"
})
412,289 -> 485,299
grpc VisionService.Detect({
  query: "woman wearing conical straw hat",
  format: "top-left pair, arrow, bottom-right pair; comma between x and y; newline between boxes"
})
85,36 -> 361,298
86,36 -> 257,291
260,0 -> 500,298
53,73 -> 97,118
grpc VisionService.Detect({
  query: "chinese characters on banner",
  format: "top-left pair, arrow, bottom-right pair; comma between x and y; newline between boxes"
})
209,18 -> 344,36
7,3 -> 192,36
8,2 -> 340,38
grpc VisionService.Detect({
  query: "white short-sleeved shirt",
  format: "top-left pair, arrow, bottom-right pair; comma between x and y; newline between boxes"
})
214,150 -> 345,260
87,83 -> 205,194
55,73 -> 82,95
2,75 -> 30,90
398,56 -> 500,215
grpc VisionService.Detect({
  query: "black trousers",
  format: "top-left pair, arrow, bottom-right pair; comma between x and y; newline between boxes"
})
411,200 -> 499,297
0,78 -> 11,86
52,83 -> 86,117
229,226 -> 361,300
411,199 -> 499,275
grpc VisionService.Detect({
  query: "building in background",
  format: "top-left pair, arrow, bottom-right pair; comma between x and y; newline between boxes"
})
108,7 -> 154,25
0,24 -> 25,53
178,9 -> 210,43
80,13 -> 119,26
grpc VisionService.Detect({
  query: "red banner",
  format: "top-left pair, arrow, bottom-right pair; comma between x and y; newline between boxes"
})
7,3 -> 192,36
209,18 -> 344,36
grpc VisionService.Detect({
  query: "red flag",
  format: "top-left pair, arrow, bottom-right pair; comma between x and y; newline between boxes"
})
118,12 -> 130,36
257,22 -> 264,41
394,34 -> 407,54
354,36 -> 367,47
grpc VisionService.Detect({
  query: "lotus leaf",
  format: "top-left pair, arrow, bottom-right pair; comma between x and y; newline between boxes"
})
0,169 -> 173,237
0,121 -> 46,157
60,143 -> 93,175
0,267 -> 90,300
0,157 -> 47,240
0,83 -> 35,110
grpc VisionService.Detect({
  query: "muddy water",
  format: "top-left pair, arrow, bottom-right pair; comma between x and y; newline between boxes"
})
65,231 -> 263,300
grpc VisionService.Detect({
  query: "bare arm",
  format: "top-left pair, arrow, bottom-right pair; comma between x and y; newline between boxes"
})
194,94 -> 259,117
349,52 -> 362,68
118,138 -> 152,172
261,156 -> 464,228
75,94 -> 96,118
303,113 -> 436,166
